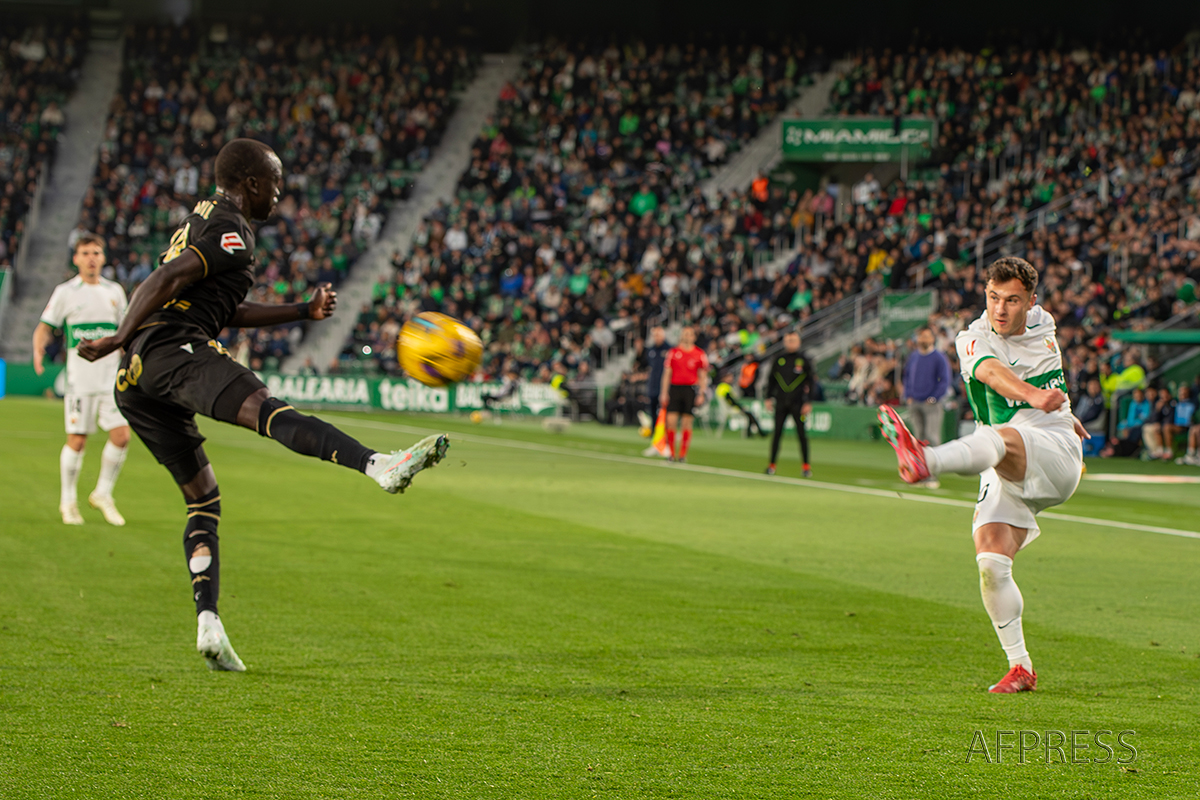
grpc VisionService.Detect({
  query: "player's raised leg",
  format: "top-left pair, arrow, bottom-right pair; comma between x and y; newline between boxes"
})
218,382 -> 449,494
975,521 -> 1036,693
878,405 -> 1019,483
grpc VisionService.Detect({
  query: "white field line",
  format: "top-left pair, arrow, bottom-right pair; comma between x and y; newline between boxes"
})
329,415 -> 1200,542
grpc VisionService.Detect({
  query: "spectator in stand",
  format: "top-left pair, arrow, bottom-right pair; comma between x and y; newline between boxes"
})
1102,387 -> 1153,457
641,326 -> 670,417
1141,386 -> 1176,460
0,21 -> 86,271
1074,378 -> 1108,455
1179,398 -> 1200,466
1165,385 -> 1197,461
901,326 -> 953,461
75,24 -> 473,371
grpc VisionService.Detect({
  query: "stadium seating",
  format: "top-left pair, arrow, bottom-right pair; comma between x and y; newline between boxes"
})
0,20 -> 87,271
74,24 -> 476,370
340,40 -> 817,378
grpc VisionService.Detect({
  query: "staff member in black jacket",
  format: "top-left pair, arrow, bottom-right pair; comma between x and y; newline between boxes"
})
765,332 -> 815,477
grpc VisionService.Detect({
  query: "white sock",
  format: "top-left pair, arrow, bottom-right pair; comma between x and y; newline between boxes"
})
925,426 -> 1006,476
60,445 -> 84,508
977,552 -> 1033,672
363,452 -> 387,480
94,441 -> 128,499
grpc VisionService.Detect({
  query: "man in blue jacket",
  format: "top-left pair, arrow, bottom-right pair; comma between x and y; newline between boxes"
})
901,327 -> 952,486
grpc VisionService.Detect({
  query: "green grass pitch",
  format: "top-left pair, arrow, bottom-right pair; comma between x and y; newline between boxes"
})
2,395 -> 1199,798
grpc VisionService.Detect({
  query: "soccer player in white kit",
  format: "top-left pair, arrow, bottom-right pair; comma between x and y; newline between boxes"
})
32,233 -> 132,526
878,257 -> 1088,693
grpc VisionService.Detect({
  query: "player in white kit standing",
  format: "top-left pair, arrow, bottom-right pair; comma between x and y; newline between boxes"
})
878,257 -> 1088,693
32,233 -> 132,526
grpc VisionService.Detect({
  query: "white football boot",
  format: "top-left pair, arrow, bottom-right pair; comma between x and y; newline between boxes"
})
373,434 -> 450,494
60,505 -> 84,525
197,610 -> 246,672
88,492 -> 126,526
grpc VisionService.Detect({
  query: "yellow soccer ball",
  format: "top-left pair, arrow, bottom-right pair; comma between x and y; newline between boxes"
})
470,411 -> 485,424
398,312 -> 483,387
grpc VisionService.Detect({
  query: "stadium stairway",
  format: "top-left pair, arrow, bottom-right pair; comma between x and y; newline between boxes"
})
0,39 -> 124,362
282,53 -> 523,375
699,59 -> 851,203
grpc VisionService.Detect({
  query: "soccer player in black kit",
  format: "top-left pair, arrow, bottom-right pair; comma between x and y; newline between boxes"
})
765,332 -> 815,478
79,139 -> 450,671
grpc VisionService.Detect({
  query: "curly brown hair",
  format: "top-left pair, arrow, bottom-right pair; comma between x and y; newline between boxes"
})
985,257 -> 1038,293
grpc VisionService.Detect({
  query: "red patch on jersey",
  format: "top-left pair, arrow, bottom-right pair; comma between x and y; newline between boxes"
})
220,232 -> 246,254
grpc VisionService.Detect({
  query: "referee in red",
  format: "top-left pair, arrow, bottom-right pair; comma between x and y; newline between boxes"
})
659,326 -> 709,463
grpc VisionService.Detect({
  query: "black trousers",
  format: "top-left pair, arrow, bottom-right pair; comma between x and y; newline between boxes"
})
770,401 -> 810,464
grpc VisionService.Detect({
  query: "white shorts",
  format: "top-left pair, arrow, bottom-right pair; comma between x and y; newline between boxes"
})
65,392 -> 127,435
972,424 -> 1084,549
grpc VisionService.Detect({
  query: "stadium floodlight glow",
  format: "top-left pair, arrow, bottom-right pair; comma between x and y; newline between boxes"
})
362,345 -> 372,355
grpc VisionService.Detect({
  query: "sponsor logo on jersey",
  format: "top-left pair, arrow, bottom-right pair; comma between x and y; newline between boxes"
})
220,232 -> 246,254
966,340 -> 976,356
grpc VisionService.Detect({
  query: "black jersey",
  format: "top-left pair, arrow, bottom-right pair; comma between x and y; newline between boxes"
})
139,193 -> 256,340
767,350 -> 815,405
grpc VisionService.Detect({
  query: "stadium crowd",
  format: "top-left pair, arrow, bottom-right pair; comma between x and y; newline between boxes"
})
18,27 -> 1197,455
71,24 -> 474,370
1,21 -> 86,273
324,39 -> 1200,459
341,39 -> 821,377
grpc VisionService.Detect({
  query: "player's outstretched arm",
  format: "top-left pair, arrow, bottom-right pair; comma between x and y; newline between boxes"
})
974,358 -> 1066,413
229,283 -> 337,328
32,322 -> 54,375
78,251 -> 206,362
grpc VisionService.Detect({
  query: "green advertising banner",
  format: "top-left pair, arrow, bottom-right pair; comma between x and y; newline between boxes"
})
3,366 -> 566,416
259,372 -> 566,416
3,362 -> 65,396
782,118 -> 936,162
880,291 -> 937,339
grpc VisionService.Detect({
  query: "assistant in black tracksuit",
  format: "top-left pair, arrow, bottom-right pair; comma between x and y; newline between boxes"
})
767,348 -> 815,466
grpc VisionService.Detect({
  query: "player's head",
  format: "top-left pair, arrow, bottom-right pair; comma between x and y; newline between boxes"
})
916,326 -> 935,352
679,326 -> 696,348
72,233 -> 106,282
651,326 -> 665,344
983,257 -> 1038,336
215,138 -> 282,221
783,331 -> 801,351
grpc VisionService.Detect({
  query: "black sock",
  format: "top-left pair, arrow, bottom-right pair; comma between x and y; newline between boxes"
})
184,488 -> 221,615
257,397 -> 375,472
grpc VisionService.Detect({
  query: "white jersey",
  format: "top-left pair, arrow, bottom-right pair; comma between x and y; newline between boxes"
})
40,276 -> 127,394
955,305 -> 1073,432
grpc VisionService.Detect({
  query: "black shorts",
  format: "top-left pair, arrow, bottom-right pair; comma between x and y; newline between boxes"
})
666,384 -> 698,415
115,326 -> 265,474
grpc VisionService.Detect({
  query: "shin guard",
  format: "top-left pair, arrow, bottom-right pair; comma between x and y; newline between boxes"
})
184,488 -> 221,615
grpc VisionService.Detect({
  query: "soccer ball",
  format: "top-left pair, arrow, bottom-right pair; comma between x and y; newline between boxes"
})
398,312 -> 483,387
470,410 -> 485,424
